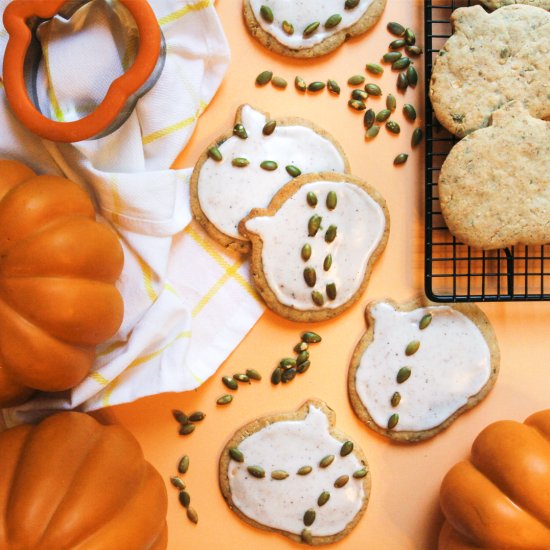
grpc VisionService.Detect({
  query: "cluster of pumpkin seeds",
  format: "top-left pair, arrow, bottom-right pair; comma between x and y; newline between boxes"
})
218,368 -> 262,406
387,312 -> 432,430
271,331 -> 322,385
172,408 -> 206,436
170,455 -> 198,524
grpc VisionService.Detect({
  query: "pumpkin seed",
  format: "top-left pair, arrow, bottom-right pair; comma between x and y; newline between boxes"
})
405,45 -> 423,56
406,65 -> 418,87
303,509 -> 316,527
186,507 -> 198,524
397,72 -> 408,91
307,191 -> 318,207
325,225 -> 337,243
233,123 -> 247,139
308,81 -> 325,92
386,93 -> 397,111
282,20 -> 294,35
318,491 -> 331,506
178,455 -> 190,474
295,76 -> 307,92
419,313 -> 432,329
172,409 -> 188,424
353,468 -> 368,479
412,128 -> 424,147
405,340 -> 420,356
323,254 -> 332,271
179,490 -> 191,508
188,411 -> 205,422
396,367 -> 412,384
347,74 -> 365,86
308,215 -> 322,236
271,470 -> 289,480
404,28 -> 416,45
301,529 -> 313,544
326,283 -> 337,301
319,454 -> 335,468
234,373 -> 250,383
403,103 -> 417,121
256,70 -> 273,86
301,243 -> 312,261
303,21 -> 320,37
386,120 -> 401,134
387,21 -> 406,35
304,267 -> 317,288
389,38 -> 406,49
365,126 -> 380,139
296,360 -> 310,374
363,108 -> 375,129
391,392 -> 401,407
383,51 -> 402,63
392,57 -> 411,70
296,350 -> 310,365
326,191 -> 337,210
246,369 -> 262,381
217,394 -> 233,405
229,447 -> 245,462
312,291 -> 324,306
327,79 -> 341,95
260,5 -> 274,23
345,0 -> 359,8
286,165 -> 301,177
302,332 -> 322,343
334,475 -> 349,488
294,341 -> 308,353
170,476 -> 186,490
348,99 -> 366,111
263,120 -> 277,135
247,465 -> 266,478
324,14 -> 342,29
340,440 -> 354,457
179,423 -> 195,435
222,376 -> 238,390
232,157 -> 249,168
297,465 -> 313,475
376,109 -> 391,122
387,413 -> 399,430
365,83 -> 382,96
272,76 -> 287,89
281,367 -> 297,383
207,146 -> 222,162
366,63 -> 384,75
351,89 -> 368,101
260,160 -> 278,171
394,152 -> 408,165
271,366 -> 283,385
280,358 -> 297,368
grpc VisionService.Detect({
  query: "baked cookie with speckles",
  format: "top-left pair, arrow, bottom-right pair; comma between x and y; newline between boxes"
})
481,0 -> 550,10
439,102 -> 550,249
348,297 -> 500,443
429,4 -> 550,137
239,172 -> 389,323
243,0 -> 386,58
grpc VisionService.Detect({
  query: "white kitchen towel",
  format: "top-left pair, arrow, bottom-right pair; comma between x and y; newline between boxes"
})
0,0 -> 265,426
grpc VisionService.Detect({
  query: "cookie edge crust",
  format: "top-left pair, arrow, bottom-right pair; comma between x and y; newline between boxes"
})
190,104 -> 351,255
347,297 -> 500,443
242,0 -> 387,58
238,171 -> 390,323
218,398 -> 371,546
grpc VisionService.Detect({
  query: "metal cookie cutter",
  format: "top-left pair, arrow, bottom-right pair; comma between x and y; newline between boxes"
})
2,0 -> 166,142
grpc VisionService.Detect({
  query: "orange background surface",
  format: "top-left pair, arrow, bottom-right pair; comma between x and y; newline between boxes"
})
93,1 -> 549,549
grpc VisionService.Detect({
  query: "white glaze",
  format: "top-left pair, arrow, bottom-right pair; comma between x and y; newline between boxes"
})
354,303 -> 492,432
244,181 -> 386,310
250,0 -> 374,49
197,106 -> 346,241
227,405 -> 365,537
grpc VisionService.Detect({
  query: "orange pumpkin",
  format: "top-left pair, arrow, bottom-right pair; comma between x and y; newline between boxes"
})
0,412 -> 167,549
439,410 -> 550,550
0,160 -> 124,407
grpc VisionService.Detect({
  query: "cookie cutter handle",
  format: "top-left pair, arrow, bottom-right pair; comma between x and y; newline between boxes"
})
2,0 -> 164,143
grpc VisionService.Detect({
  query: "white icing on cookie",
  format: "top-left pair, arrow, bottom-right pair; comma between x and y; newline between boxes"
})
354,303 -> 492,432
244,180 -> 386,310
250,0 -> 374,49
197,106 -> 346,241
227,405 -> 365,537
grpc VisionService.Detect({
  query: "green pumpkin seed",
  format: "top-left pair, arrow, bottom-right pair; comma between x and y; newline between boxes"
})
348,99 -> 366,111
383,51 -> 402,63
207,146 -> 222,162
307,191 -> 318,207
326,283 -> 337,301
246,369 -> 262,381
294,341 -> 308,353
376,109 -> 391,122
351,89 -> 368,101
403,103 -> 417,121
412,128 -> 424,147
307,81 -> 325,92
406,65 -> 418,86
308,215 -> 322,236
334,475 -> 349,488
186,507 -> 198,524
281,368 -> 297,383
260,160 -> 278,171
325,225 -> 337,243
340,441 -> 354,457
347,74 -> 365,86
271,470 -> 289,480
396,367 -> 412,384
247,465 -> 265,478
303,509 -> 316,527
344,0 -> 360,8
303,21 -> 320,37
397,72 -> 408,91
301,243 -> 312,261
296,350 -> 310,365
304,267 -> 317,287
391,392 -> 401,407
234,373 -> 250,383
405,340 -> 420,356
179,423 -> 195,435
386,120 -> 401,134
366,126 -> 380,139
271,366 -> 283,385
233,123 -> 247,139
301,332 -> 322,343
318,491 -> 331,506
366,63 -> 384,75
229,447 -> 245,462
263,120 -> 277,135
387,21 -> 406,36
286,165 -> 301,177
217,394 -> 233,405
394,152 -> 408,165
387,413 -> 399,430
419,313 -> 432,329
280,358 -> 297,368
172,409 -> 188,424
319,454 -> 335,468
312,291 -> 324,306
297,465 -> 312,475
256,70 -> 273,86
170,476 -> 186,490
222,376 -> 238,390
392,57 -> 411,70
296,360 -> 310,374
179,490 -> 191,508
405,45 -> 423,56
301,529 -> 313,544
260,5 -> 274,23
178,455 -> 190,474
188,411 -> 205,422
327,79 -> 341,95
232,157 -> 249,168
386,94 -> 397,111
363,109 -> 375,129
282,20 -> 294,35
404,28 -> 416,45
389,38 -> 406,49
353,468 -> 368,479
323,254 -> 332,271
325,14 -> 341,29
295,76 -> 307,92
365,83 -> 382,96
326,191 -> 337,210
272,76 -> 287,89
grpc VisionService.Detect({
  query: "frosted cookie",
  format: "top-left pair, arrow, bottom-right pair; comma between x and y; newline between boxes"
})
190,105 -> 349,254
348,298 -> 500,443
243,0 -> 387,58
482,0 -> 550,9
239,172 -> 389,322
219,399 -> 370,545
439,102 -> 550,249
429,4 -> 550,137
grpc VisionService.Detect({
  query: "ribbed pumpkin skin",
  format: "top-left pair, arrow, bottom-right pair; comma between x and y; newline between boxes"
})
0,412 -> 168,549
439,410 -> 550,550
0,160 -> 124,407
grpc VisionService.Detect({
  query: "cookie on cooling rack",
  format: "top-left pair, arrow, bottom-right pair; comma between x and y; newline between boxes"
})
481,0 -> 550,10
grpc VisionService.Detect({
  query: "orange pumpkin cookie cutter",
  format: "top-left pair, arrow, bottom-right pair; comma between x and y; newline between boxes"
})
2,0 -> 166,143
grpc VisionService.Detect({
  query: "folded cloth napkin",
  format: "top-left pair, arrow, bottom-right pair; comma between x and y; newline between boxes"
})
0,0 -> 264,427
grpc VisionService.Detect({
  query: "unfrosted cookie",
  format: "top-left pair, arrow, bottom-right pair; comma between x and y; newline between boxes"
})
482,0 -> 550,10
190,105 -> 349,254
219,399 -> 370,545
239,172 -> 389,322
439,102 -> 550,249
348,298 -> 500,443
243,0 -> 386,58
429,4 -> 550,137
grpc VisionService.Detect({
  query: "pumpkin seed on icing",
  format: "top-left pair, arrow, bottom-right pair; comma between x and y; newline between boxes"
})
303,21 -> 320,37
319,454 -> 335,468
345,0 -> 360,8
307,191 -> 318,207
405,340 -> 420,356
301,529 -> 313,543
334,475 -> 349,488
396,367 -> 412,384
232,157 -> 249,168
419,313 -> 432,329
271,470 -> 289,480
318,491 -> 330,506
312,291 -> 324,307
326,191 -> 337,210
303,509 -> 316,527
391,392 -> 401,407
260,160 -> 278,171
323,254 -> 332,271
353,468 -> 368,479
304,267 -> 317,287
308,215 -> 322,237
340,441 -> 354,457
207,146 -> 222,162
297,465 -> 313,475
262,120 -> 277,135
325,225 -> 337,243
387,413 -> 399,430
326,283 -> 337,301
247,465 -> 265,478
324,14 -> 342,29
301,243 -> 312,261
286,165 -> 301,177
229,447 -> 245,462
282,20 -> 294,35
259,5 -> 274,23
233,124 -> 247,139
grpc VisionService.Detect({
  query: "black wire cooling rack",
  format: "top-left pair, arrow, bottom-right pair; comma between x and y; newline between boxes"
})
423,0 -> 549,302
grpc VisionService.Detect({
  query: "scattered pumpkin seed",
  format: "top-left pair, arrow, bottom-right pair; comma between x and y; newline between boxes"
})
303,509 -> 316,527
364,108 -> 375,129
301,529 -> 313,544
298,465 -> 313,475
391,392 -> 401,407
406,65 -> 418,87
296,350 -> 310,365
170,476 -> 186,490
234,373 -> 250,383
247,465 -> 266,478
376,109 -> 391,122
233,123 -> 247,139
412,128 -> 424,147
272,76 -> 287,89
397,72 -> 408,91
307,191 -> 318,207
217,394 -> 233,405
405,340 -> 420,356
348,99 -> 366,111
178,455 -> 190,474
301,243 -> 312,261
207,146 -> 222,162
286,165 -> 301,177
232,157 -> 249,168
340,441 -> 354,456
319,454 -> 335,468
246,369 -> 262,381
172,409 -> 188,424
389,38 -> 406,49
396,366 -> 412,384
280,358 -> 297,368
303,21 -> 320,37
351,89 -> 368,101
271,366 -> 283,385
386,93 -> 397,111
405,45 -> 423,56
186,507 -> 198,524
188,411 -> 205,422
326,191 -> 337,210
308,214 -> 322,236
348,74 -> 365,86
271,470 -> 289,480
323,254 -> 332,271
263,120 -> 277,135
392,57 -> 411,71
281,367 -> 297,383
229,447 -> 245,462
308,81 -> 325,92
365,126 -> 380,139
353,468 -> 368,479
387,413 -> 399,430
419,313 -> 432,329
326,283 -> 337,301
327,79 -> 341,95
394,152 -> 408,165
387,21 -> 406,36
304,267 -> 317,287
294,341 -> 308,353
179,423 -> 195,436
325,225 -> 337,243
404,28 -> 416,45
334,475 -> 349,488
222,376 -> 238,390
296,360 -> 310,374
256,70 -> 273,86
383,51 -> 402,63
312,291 -> 324,306
365,83 -> 382,96
260,5 -> 273,23
345,0 -> 360,8
403,104 -> 417,121
302,332 -> 322,343
386,120 -> 401,134
282,20 -> 294,35
295,76 -> 307,92
179,490 -> 191,508
260,160 -> 278,171
318,491 -> 331,506
366,63 -> 384,75
324,14 -> 342,29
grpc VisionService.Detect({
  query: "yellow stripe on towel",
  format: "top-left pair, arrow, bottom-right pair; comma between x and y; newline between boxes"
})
158,0 -> 212,27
